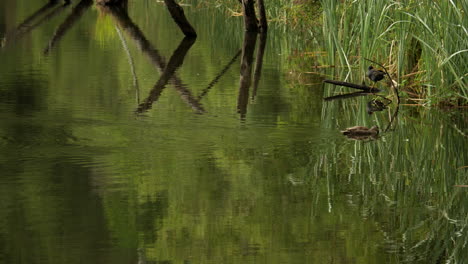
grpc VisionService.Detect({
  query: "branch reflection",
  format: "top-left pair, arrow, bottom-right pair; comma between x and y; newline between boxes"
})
237,31 -> 268,119
100,4 -> 203,113
2,0 -> 70,48
237,32 -> 257,118
252,32 -> 267,100
197,50 -> 241,101
137,37 -> 196,113
44,0 -> 93,54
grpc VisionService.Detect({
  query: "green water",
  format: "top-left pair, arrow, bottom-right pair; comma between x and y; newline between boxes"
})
0,1 -> 467,263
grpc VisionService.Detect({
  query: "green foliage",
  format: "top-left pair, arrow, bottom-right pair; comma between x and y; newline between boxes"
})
320,0 -> 468,105
208,0 -> 467,104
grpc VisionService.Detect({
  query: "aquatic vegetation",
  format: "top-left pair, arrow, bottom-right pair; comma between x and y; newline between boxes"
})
208,0 -> 467,105
320,0 -> 468,106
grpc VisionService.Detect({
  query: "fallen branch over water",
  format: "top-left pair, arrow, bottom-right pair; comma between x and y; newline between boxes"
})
323,79 -> 380,92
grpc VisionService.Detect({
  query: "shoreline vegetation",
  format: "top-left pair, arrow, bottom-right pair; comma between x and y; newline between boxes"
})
203,0 -> 467,107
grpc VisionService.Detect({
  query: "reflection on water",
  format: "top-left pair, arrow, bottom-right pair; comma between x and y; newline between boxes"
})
1,1 -> 467,264
1,1 -> 69,49
43,0 -> 92,54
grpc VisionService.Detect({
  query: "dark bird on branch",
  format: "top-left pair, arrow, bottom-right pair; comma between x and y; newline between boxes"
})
366,66 -> 386,83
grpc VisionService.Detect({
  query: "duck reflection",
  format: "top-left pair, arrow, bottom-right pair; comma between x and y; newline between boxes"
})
341,125 -> 379,141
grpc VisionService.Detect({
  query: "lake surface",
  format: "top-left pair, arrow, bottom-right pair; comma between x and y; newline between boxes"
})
0,1 -> 467,263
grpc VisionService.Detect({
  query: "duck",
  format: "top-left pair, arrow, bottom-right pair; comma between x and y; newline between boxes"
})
341,125 -> 379,136
366,66 -> 386,83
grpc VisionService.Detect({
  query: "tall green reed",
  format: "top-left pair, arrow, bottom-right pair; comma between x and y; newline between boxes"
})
320,0 -> 468,105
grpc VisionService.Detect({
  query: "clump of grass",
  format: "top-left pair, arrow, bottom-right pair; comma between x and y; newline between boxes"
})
198,0 -> 321,31
320,0 -> 468,106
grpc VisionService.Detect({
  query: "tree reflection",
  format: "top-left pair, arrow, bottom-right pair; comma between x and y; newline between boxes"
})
136,37 -> 196,113
237,31 -> 268,119
100,4 -> 203,114
1,0 -> 70,48
237,31 -> 257,118
252,33 -> 267,100
44,0 -> 93,54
